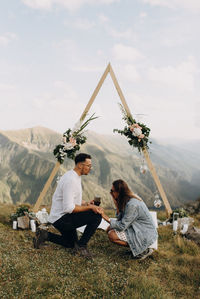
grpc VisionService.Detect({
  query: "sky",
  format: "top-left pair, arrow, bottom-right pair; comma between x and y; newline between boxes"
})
0,0 -> 200,141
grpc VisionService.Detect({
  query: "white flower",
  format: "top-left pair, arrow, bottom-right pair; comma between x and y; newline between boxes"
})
63,143 -> 74,150
132,127 -> 142,137
60,152 -> 66,157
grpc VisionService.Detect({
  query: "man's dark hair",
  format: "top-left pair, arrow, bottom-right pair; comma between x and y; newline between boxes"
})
75,153 -> 91,165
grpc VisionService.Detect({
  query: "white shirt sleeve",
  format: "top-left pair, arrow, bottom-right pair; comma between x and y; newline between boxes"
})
48,170 -> 82,223
62,177 -> 77,214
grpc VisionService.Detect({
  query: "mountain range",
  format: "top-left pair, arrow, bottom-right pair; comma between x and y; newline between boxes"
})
0,126 -> 200,210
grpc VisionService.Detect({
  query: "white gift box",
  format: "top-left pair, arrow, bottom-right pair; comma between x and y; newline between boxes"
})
36,208 -> 49,224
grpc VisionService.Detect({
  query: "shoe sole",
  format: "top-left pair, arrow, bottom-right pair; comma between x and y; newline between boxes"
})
138,249 -> 154,260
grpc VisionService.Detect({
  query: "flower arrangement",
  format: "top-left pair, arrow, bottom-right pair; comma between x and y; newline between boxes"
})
113,104 -> 151,152
10,205 -> 35,221
169,208 -> 189,222
53,114 -> 98,163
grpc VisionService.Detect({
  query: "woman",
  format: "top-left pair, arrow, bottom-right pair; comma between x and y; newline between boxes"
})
101,179 -> 158,259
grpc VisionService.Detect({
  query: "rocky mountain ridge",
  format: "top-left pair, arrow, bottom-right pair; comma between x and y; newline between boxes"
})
0,126 -> 200,209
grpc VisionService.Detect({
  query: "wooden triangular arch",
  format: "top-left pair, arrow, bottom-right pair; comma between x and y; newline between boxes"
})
33,63 -> 172,216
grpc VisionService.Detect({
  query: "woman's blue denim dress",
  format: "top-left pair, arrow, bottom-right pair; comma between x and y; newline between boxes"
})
110,197 -> 158,256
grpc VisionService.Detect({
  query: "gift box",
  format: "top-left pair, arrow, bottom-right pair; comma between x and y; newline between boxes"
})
17,215 -> 30,229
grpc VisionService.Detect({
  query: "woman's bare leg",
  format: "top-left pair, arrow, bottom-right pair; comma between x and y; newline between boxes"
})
108,230 -> 128,246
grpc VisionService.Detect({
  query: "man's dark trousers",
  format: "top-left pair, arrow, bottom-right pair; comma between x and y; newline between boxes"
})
48,210 -> 102,248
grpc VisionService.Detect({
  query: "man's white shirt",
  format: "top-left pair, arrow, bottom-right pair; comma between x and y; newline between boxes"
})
48,170 -> 82,223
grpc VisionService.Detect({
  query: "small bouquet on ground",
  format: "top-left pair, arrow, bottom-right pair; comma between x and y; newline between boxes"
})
169,208 -> 189,223
10,205 -> 30,221
10,205 -> 35,230
113,104 -> 151,152
53,113 -> 98,163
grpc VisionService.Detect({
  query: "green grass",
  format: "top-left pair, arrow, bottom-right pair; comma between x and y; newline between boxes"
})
0,204 -> 200,299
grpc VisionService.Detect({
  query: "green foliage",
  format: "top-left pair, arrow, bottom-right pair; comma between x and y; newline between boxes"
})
169,208 -> 189,222
114,104 -> 151,153
53,114 -> 98,163
10,205 -> 30,221
53,133 -> 86,163
1,126 -> 200,207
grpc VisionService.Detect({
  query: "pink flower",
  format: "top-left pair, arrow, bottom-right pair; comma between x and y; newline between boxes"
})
69,137 -> 76,146
134,123 -> 142,129
129,123 -> 142,132
138,134 -> 144,142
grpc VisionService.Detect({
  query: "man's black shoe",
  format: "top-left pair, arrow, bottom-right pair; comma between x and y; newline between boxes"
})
33,228 -> 49,249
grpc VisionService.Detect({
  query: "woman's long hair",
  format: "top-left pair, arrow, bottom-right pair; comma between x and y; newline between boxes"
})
113,179 -> 142,212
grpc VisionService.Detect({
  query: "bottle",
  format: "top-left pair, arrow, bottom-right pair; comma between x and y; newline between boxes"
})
30,219 -> 36,232
173,220 -> 178,232
13,220 -> 17,230
173,212 -> 179,232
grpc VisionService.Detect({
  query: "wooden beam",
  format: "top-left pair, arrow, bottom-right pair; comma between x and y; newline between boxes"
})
109,64 -> 132,117
80,63 -> 110,121
33,161 -> 60,212
142,147 -> 172,217
32,63 -> 172,217
109,63 -> 172,216
32,64 -> 110,212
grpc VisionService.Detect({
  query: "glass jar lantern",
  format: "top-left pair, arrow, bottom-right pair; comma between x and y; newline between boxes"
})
154,193 -> 162,208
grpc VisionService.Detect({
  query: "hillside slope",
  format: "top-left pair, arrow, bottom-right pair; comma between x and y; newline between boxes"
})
0,127 -> 200,208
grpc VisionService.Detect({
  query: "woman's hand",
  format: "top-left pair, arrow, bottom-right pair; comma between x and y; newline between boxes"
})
99,209 -> 110,223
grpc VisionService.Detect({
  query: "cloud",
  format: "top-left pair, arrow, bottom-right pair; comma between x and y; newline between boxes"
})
142,0 -> 200,12
112,44 -> 144,62
0,83 -> 16,91
0,32 -> 18,46
22,0 -> 120,11
107,28 -> 133,39
98,14 -> 135,40
125,91 -> 200,139
71,65 -> 104,72
71,18 -> 95,30
22,0 -> 52,10
31,84 -> 86,132
52,38 -> 77,58
195,101 -> 200,127
147,57 -> 198,93
139,12 -> 147,18
98,14 -> 110,24
118,64 -> 141,82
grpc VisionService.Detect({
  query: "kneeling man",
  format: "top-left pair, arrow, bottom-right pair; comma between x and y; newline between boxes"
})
33,153 -> 102,258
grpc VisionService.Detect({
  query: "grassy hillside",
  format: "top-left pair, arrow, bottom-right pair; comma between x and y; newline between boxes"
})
0,127 -> 200,208
0,204 -> 200,299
